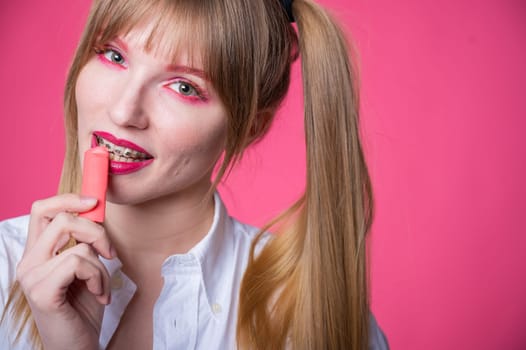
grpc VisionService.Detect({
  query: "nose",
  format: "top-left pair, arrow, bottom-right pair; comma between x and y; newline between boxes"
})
108,77 -> 149,130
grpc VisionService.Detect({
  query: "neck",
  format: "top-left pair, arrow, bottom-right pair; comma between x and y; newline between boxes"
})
104,189 -> 216,282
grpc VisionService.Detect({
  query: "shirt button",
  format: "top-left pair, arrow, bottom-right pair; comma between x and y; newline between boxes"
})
111,272 -> 124,290
212,303 -> 222,314
173,319 -> 177,328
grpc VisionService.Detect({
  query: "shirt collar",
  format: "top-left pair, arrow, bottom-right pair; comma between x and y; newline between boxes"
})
160,193 -> 234,309
98,193 -> 234,347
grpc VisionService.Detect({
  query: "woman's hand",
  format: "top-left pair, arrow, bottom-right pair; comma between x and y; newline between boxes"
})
16,194 -> 115,350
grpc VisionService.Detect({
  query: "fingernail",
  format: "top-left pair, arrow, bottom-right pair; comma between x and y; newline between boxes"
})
80,196 -> 98,206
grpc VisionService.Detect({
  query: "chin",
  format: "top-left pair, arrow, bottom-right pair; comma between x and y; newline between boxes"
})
105,188 -> 154,206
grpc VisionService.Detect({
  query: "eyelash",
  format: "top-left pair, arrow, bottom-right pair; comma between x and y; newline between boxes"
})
94,46 -> 127,68
93,46 -> 208,102
165,80 -> 207,101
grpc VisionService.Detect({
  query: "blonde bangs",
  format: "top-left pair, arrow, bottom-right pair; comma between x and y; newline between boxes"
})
85,0 -> 213,75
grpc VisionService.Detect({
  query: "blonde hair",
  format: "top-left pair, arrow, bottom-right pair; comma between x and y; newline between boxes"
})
2,0 -> 373,349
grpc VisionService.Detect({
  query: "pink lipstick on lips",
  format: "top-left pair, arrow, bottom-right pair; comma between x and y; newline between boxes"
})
92,131 -> 154,175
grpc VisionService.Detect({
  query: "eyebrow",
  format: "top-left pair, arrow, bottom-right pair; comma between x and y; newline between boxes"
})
165,64 -> 209,80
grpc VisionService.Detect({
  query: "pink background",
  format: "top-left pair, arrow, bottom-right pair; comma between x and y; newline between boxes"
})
1,0 -> 525,349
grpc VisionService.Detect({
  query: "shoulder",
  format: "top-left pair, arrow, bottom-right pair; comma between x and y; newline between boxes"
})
0,216 -> 34,350
369,312 -> 390,350
0,215 -> 29,305
0,215 -> 30,245
228,217 -> 261,242
0,215 -> 29,261
227,216 -> 273,257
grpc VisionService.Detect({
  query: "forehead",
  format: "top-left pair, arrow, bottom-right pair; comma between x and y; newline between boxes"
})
94,2 -> 207,68
117,22 -> 201,68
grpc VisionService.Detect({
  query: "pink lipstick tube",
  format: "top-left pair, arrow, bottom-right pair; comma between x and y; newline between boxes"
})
79,146 -> 109,222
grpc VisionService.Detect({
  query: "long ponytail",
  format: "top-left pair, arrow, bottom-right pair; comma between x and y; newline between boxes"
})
237,0 -> 374,348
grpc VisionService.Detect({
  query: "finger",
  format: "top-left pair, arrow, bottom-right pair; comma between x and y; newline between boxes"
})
47,214 -> 114,259
16,243 -> 110,300
25,212 -> 113,264
66,243 -> 111,304
23,244 -> 111,308
27,194 -> 98,249
69,217 -> 114,259
51,243 -> 111,304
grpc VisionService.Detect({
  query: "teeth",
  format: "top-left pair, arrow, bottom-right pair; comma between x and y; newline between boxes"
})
96,135 -> 150,162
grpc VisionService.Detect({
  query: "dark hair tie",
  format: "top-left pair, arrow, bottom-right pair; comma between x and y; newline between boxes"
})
281,0 -> 295,22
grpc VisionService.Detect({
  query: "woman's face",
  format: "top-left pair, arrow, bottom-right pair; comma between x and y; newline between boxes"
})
75,26 -> 228,205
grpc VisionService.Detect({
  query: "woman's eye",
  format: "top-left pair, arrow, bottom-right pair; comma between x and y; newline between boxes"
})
170,81 -> 199,97
102,49 -> 125,65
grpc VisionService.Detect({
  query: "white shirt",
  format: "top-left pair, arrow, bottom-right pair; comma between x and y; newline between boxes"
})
0,194 -> 389,349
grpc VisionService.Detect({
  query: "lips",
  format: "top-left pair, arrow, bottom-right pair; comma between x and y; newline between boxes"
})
92,131 -> 154,175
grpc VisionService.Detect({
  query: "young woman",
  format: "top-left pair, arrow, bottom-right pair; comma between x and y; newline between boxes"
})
0,0 -> 389,349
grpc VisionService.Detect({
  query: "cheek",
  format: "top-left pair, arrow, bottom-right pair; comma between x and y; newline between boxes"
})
75,69 -> 92,150
76,61 -> 114,116
76,68 -> 96,126
75,64 -> 111,155
77,68 -> 100,115
165,126 -> 226,161
75,65 -> 92,109
192,120 -> 226,149
193,116 -> 227,157
159,120 -> 227,177
158,104 -> 228,156
75,64 -> 112,136
199,105 -> 229,149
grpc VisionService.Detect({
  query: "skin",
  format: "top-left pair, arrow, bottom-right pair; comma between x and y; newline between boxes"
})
16,23 -> 229,350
